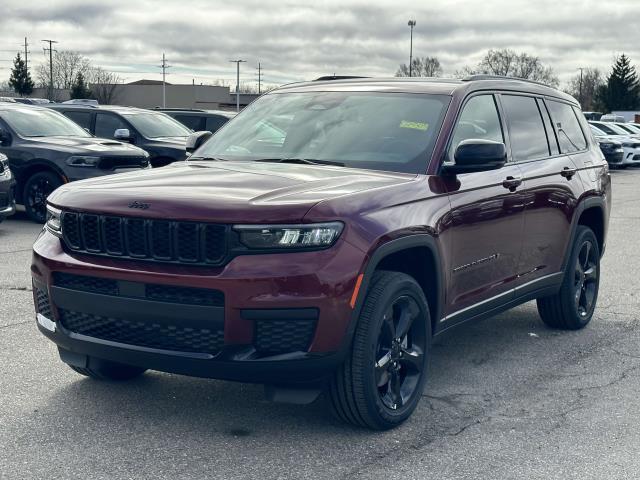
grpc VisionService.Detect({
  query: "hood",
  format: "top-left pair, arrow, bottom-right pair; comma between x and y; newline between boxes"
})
48,160 -> 415,223
29,136 -> 145,156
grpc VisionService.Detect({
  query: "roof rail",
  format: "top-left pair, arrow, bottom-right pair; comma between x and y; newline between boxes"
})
313,76 -> 370,81
462,74 -> 554,88
154,107 -> 207,112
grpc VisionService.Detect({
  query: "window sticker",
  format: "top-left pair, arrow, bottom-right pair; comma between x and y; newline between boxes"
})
399,120 -> 429,131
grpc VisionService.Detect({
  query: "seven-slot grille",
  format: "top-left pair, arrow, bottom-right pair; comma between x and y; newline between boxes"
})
61,212 -> 228,265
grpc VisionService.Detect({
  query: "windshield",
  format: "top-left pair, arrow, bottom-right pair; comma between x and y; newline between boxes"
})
615,123 -> 640,134
123,112 -> 191,138
592,123 -> 620,135
1,108 -> 91,137
192,91 -> 450,174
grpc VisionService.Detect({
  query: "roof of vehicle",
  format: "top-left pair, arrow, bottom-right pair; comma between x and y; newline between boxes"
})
156,108 -> 236,118
273,76 -> 578,104
47,104 -> 166,115
0,103 -> 51,112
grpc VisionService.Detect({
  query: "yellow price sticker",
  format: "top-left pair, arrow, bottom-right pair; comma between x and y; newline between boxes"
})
399,120 -> 429,131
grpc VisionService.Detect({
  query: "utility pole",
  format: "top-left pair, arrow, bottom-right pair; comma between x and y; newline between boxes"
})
23,37 -> 29,72
41,39 -> 58,101
408,20 -> 416,77
229,59 -> 246,112
257,62 -> 262,94
158,53 -> 171,108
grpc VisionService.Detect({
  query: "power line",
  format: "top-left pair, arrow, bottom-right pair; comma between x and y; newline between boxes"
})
41,39 -> 58,101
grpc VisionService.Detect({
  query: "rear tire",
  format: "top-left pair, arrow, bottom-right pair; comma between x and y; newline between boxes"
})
329,271 -> 431,430
537,226 -> 600,330
23,171 -> 62,223
68,358 -> 147,381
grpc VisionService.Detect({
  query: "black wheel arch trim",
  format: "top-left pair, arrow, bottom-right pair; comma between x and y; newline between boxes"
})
337,234 -> 445,359
14,160 -> 67,203
561,195 -> 607,273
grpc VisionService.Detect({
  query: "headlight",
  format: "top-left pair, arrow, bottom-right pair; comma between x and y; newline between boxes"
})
234,222 -> 344,250
0,155 -> 8,176
46,205 -> 62,237
66,155 -> 100,167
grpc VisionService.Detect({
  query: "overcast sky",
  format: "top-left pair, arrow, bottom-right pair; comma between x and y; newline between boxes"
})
1,0 -> 639,88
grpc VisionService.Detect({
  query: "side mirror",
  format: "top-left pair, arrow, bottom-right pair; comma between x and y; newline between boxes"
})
114,128 -> 131,141
443,139 -> 507,175
186,130 -> 213,154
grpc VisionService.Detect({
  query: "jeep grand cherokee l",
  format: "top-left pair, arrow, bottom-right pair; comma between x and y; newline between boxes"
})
32,76 -> 610,429
0,104 -> 150,223
48,105 -> 192,168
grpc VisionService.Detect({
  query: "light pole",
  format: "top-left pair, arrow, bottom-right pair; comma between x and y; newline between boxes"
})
229,59 -> 246,112
578,67 -> 584,108
408,20 -> 416,77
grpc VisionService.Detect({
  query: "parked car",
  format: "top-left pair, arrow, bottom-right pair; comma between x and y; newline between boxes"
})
13,98 -> 51,105
0,103 -> 150,222
583,111 -> 603,121
611,122 -> 640,135
589,122 -> 640,167
600,114 -> 626,123
0,153 -> 16,222
34,76 -> 609,429
0,97 -> 16,103
62,99 -> 99,106
594,136 -> 624,167
47,105 -> 192,167
157,108 -> 236,133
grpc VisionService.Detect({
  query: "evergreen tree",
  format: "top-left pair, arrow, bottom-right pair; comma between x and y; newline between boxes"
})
8,53 -> 34,96
597,54 -> 640,111
70,72 -> 91,99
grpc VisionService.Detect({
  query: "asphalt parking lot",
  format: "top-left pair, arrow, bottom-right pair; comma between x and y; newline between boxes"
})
1,168 -> 639,480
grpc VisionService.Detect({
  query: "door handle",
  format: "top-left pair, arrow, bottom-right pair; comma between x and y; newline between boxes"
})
560,166 -> 577,179
502,176 -> 522,192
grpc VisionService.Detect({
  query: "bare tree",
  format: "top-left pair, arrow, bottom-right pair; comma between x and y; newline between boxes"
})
89,68 -> 122,104
459,49 -> 559,87
36,51 -> 92,90
396,56 -> 443,77
564,68 -> 605,110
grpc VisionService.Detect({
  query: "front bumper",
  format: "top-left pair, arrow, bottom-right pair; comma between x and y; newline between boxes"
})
31,230 -> 365,383
0,175 -> 16,220
621,147 -> 640,166
602,149 -> 624,165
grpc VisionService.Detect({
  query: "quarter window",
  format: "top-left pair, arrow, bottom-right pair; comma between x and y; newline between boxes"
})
546,101 -> 588,153
449,95 -> 503,161
501,95 -> 550,161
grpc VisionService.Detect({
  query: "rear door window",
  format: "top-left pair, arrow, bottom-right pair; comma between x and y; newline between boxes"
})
174,115 -> 201,131
546,100 -> 588,153
205,116 -> 228,132
95,113 -> 128,138
501,95 -> 550,161
64,111 -> 92,130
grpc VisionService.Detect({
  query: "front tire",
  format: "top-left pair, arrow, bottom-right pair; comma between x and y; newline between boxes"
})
537,226 -> 600,330
23,171 -> 62,223
68,357 -> 147,381
329,271 -> 431,429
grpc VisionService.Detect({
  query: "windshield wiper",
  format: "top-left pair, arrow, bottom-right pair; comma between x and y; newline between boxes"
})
255,158 -> 344,166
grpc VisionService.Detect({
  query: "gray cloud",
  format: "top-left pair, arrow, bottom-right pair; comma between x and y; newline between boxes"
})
0,0 -> 639,87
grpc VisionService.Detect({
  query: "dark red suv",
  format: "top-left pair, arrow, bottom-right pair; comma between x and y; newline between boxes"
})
32,76 -> 610,429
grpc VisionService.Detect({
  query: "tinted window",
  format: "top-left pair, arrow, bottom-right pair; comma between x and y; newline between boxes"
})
591,122 -> 618,135
205,116 -> 228,132
502,95 -> 550,161
174,115 -> 201,131
194,92 -> 450,174
448,95 -> 503,161
64,111 -> 92,130
546,101 -> 587,153
95,113 -> 128,138
123,112 -> 191,138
